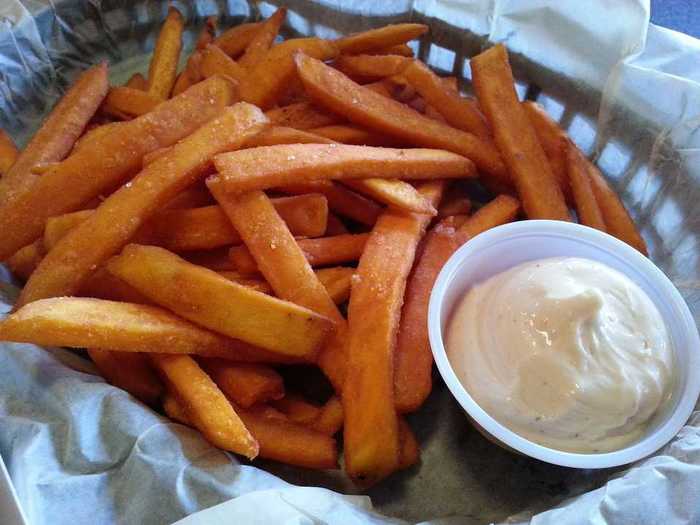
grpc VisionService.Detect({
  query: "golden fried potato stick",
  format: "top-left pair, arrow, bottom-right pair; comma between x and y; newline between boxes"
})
228,233 -> 369,275
0,297 -> 297,361
334,54 -> 410,81
294,53 -> 507,184
102,87 -> 162,118
402,59 -> 491,140
200,359 -> 284,408
272,394 -> 321,424
6,240 -> 44,281
200,44 -> 247,83
470,45 -> 570,220
211,144 -> 475,193
151,353 -> 258,458
343,181 -> 444,485
367,43 -> 414,57
586,158 -> 648,254
265,101 -> 342,130
238,8 -> 287,69
0,129 -> 18,176
213,22 -> 262,57
0,76 -> 236,261
80,268 -> 151,304
335,24 -> 428,54
394,195 -> 520,413
124,72 -> 147,90
164,185 -> 214,209
147,7 -> 184,99
315,267 -> 354,305
163,393 -> 190,424
172,52 -> 203,96
566,143 -> 606,231
239,38 -> 339,109
308,124 -> 402,146
311,396 -> 344,436
107,244 -> 335,358
88,349 -> 163,406
243,126 -> 332,147
17,102 -> 266,306
0,63 -> 108,211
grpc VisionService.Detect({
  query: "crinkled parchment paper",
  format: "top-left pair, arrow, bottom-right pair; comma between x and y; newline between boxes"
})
1,1 -> 699,523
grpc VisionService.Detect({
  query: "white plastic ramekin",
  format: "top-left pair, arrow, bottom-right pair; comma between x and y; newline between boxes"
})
428,220 -> 700,468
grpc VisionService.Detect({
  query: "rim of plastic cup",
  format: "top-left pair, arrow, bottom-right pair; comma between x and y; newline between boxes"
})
428,220 -> 700,468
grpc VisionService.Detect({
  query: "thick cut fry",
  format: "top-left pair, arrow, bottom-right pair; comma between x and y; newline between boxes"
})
6,240 -> 44,281
368,43 -> 414,57
566,143 -> 606,231
147,7 -> 184,99
151,353 -> 258,458
397,418 -> 420,470
325,213 -> 348,235
80,268 -> 151,304
214,22 -> 262,57
0,76 -> 236,260
199,359 -> 284,408
229,233 -> 369,275
237,404 -> 338,469
0,130 -> 18,175
265,102 -> 342,130
295,54 -> 507,183
335,24 -> 428,54
0,63 -> 108,211
244,126 -> 334,147
172,51 -> 203,96
470,45 -> 569,221
586,159 -> 647,254
165,185 -> 214,209
334,54 -> 410,81
239,38 -> 339,109
438,196 -> 471,218
125,72 -> 147,90
71,121 -> 125,155
272,394 -> 321,424
521,101 -> 571,201
343,178 -> 437,215
218,272 -> 273,294
17,103 -> 267,306
200,44 -> 247,83
394,195 -> 520,412
107,245 -> 334,357
315,267 -> 353,304
102,87 -> 162,118
88,349 -> 163,406
402,60 -> 491,140
312,396 -> 344,435
238,8 -> 287,69
308,125 -> 401,146
279,180 -> 382,226
208,185 -> 349,391
344,181 -> 444,485
0,297 -> 294,361
212,144 -> 474,193
163,393 -> 191,424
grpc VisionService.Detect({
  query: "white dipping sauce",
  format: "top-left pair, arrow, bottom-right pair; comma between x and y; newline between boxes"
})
446,257 -> 674,453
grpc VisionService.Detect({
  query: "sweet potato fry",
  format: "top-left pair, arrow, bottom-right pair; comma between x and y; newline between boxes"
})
0,63 -> 108,217
239,38 -> 339,109
88,349 -> 163,406
335,24 -> 428,54
184,248 -> 235,271
295,54 -> 507,184
80,268 -> 152,304
367,43 -> 414,57
0,130 -> 18,176
343,179 -> 437,215
108,244 -> 334,357
438,196 -> 471,218
278,180 -> 382,226
238,8 -> 287,69
228,233 -> 369,275
265,102 -> 342,130
17,103 -> 267,306
566,143 -> 606,231
0,297 -> 293,361
586,158 -> 647,254
334,54 -> 410,81
163,392 -> 191,424
102,87 -> 162,118
236,404 -> 338,469
200,44 -> 247,83
272,394 -> 321,424
164,185 -> 214,209
200,358 -> 284,408
214,22 -> 262,57
212,144 -> 474,193
0,76 -> 236,260
308,124 -> 401,146
311,396 -> 344,436
6,240 -> 44,281
71,121 -> 125,155
150,353 -> 258,458
217,272 -> 272,294
402,60 -> 491,140
344,181 -> 444,485
147,7 -> 184,99
325,213 -> 349,235
125,72 -> 147,90
315,267 -> 354,305
172,52 -> 203,96
470,45 -> 569,221
244,126 -> 333,147
196,16 -> 217,50
521,100 -> 571,200
394,195 -> 520,413
397,418 -> 420,470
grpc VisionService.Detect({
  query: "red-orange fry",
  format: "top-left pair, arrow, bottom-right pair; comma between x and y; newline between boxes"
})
470,45 -> 570,221
200,358 -> 284,408
238,8 -> 287,69
566,143 -> 606,231
102,87 -> 162,118
147,7 -> 184,99
394,195 -> 520,413
200,44 -> 247,83
335,24 -> 428,54
272,394 -> 321,424
0,130 -> 18,176
88,349 -> 163,406
311,396 -> 344,436
213,22 -> 262,57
